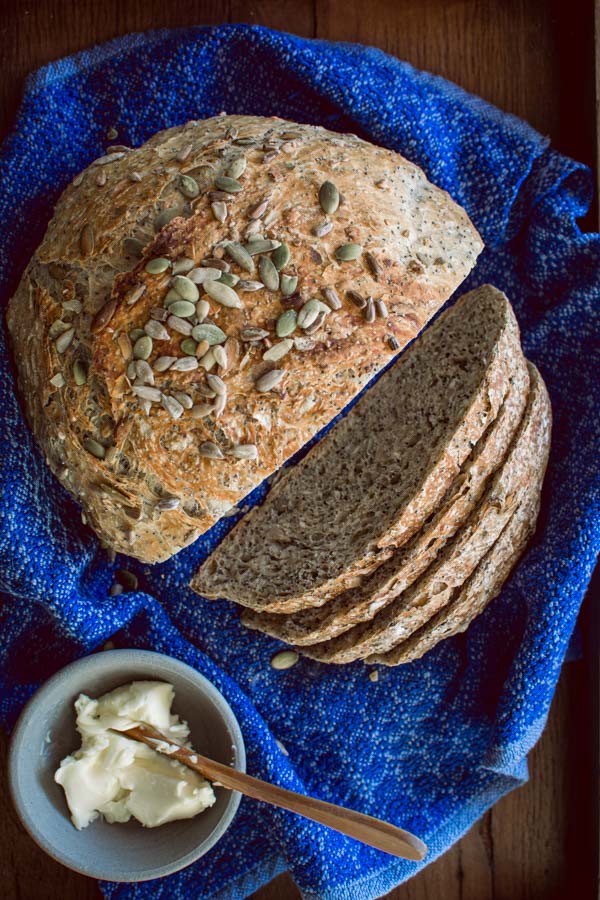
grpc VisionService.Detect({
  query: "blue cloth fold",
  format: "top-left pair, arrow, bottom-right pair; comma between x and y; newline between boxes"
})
0,24 -> 598,900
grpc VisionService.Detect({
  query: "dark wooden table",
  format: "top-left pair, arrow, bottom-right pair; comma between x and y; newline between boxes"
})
1,2 -> 597,898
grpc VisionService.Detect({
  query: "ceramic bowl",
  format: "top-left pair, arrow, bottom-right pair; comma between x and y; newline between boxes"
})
8,648 -> 245,881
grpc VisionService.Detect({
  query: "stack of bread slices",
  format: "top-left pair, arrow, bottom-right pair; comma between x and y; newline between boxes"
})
192,284 -> 551,666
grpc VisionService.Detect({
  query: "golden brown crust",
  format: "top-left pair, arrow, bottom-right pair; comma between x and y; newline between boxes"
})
6,115 -> 483,563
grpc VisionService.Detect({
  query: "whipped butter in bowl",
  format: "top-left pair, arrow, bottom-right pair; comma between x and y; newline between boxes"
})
9,650 -> 245,881
55,680 -> 216,830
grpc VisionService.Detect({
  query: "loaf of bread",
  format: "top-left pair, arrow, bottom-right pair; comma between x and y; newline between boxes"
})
6,115 -> 483,563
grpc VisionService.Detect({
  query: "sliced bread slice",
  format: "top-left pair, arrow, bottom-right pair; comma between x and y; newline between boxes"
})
301,365 -> 550,664
192,285 -> 522,613
240,352 -> 529,645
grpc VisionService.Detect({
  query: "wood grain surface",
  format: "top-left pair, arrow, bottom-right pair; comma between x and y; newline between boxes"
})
0,1 -> 597,898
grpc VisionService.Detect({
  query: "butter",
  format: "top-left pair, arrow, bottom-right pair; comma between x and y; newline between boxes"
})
55,680 -> 215,829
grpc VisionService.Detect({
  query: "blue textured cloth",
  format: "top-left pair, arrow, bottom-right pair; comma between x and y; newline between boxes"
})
0,24 -> 599,900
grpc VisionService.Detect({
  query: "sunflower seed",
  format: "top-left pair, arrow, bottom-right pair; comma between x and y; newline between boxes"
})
263,339 -> 293,362
201,257 -> 229,272
174,391 -> 193,410
196,339 -> 210,358
316,301 -> 332,316
144,319 -> 170,340
245,219 -> 263,238
191,323 -> 226,346
123,284 -> 145,307
129,171 -> 142,183
319,181 -> 339,215
154,208 -> 180,231
161,394 -> 184,419
157,497 -> 180,511
196,382 -> 217,398
305,310 -> 327,334
226,444 -> 258,460
73,360 -> 88,385
171,356 -> 199,371
149,306 -> 168,322
232,137 -> 256,146
180,338 -> 198,356
213,345 -> 228,370
135,359 -> 154,384
199,441 -> 224,459
276,309 -> 297,337
297,299 -> 320,329
84,438 -> 106,459
171,276 -> 200,302
227,156 -> 247,179
123,237 -> 145,257
54,326 -> 75,353
176,143 -> 193,162
347,290 -> 366,309
79,224 -> 94,257
178,174 -> 200,198
270,650 -> 299,670
188,267 -> 223,284
258,255 -> 279,291
335,243 -> 362,261
375,298 -> 388,318
50,372 -> 66,388
204,280 -> 242,309
61,297 -> 82,314
387,335 -> 400,351
263,150 -> 278,163
172,257 -> 196,275
72,173 -> 84,186
218,272 -> 239,287
224,242 -> 255,273
280,274 -> 298,297
168,299 -> 196,318
314,220 -> 333,238
245,239 -> 280,256
323,286 -> 341,310
237,279 -> 264,292
198,348 -> 216,370
213,392 -> 227,417
255,369 -> 285,392
271,243 -> 290,271
214,175 -> 243,193
145,257 -> 171,274
133,335 -> 153,359
191,403 -> 214,419
249,198 -> 269,219
364,297 -> 376,322
133,384 -> 162,402
240,327 -> 269,342
154,356 -> 177,372
263,208 -> 278,227
194,300 -> 210,323
294,337 -> 315,351
211,201 -> 227,223
96,169 -> 107,187
93,151 -> 125,165
127,361 -> 137,379
366,251 -> 383,280
206,373 -> 227,396
208,190 -> 230,202
167,314 -> 192,336
281,292 -> 304,310
129,327 -> 146,342
281,130 -> 303,140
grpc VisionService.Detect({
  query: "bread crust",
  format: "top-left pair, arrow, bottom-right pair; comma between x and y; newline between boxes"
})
6,115 -> 482,563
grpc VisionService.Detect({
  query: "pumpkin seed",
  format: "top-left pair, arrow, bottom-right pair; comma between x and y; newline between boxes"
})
335,243 -> 362,261
364,297 -> 376,322
297,299 -> 320,329
144,319 -> 170,340
132,385 -> 162,402
80,224 -> 94,256
134,360 -> 154,384
154,208 -> 180,231
164,288 -> 181,306
240,327 -> 269,341
366,251 -> 383,280
211,201 -> 227,223
192,323 -> 227,345
213,345 -> 228,370
276,309 -> 297,338
62,298 -> 82,313
201,257 -> 229,271
161,394 -> 184,419
347,289 -> 366,309
180,338 -> 198,356
178,174 -> 199,198
218,272 -> 239,287
171,356 -> 199,371
323,286 -> 341,310
199,441 -> 224,459
280,274 -> 298,297
258,255 -> 279,291
319,181 -> 339,215
227,156 -> 247,179
375,298 -> 388,318
129,327 -> 146,342
166,315 -> 192,335
255,369 -> 285,392
47,317 -> 67,339
188,267 -> 223,284
249,198 -> 269,219
55,327 -> 75,353
91,299 -> 117,333
271,243 -> 290,271
73,360 -> 87,385
50,373 -> 65,388
195,299 -> 211,322
314,220 -> 333,238
225,242 -> 255,273
84,438 -> 106,459
214,175 -> 243,193
172,257 -> 195,275
173,391 -> 193,410
154,356 -> 177,372
237,279 -> 264,292
206,373 -> 227,396
263,339 -> 293,362
191,403 -> 214,419
168,299 -> 196,318
145,257 -> 171,274
387,334 -> 400,351
125,284 -> 146,306
270,650 -> 299,670
204,280 -> 242,309
226,444 -> 258,460
133,335 -> 153,359
245,238 -> 280,256
172,276 -> 200,302
157,497 -> 180,511
123,237 -> 145,257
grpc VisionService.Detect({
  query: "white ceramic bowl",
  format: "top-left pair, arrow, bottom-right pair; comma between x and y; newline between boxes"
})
8,649 -> 245,881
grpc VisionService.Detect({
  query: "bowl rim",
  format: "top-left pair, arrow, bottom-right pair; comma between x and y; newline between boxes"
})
8,648 -> 246,882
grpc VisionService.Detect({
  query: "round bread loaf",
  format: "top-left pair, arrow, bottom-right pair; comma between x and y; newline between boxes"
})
6,115 -> 482,563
